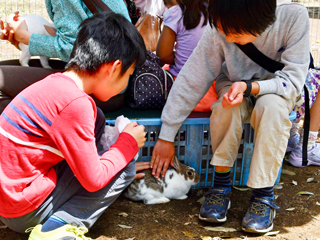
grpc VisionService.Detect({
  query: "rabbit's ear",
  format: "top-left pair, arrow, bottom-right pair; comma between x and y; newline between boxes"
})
44,25 -> 57,36
172,156 -> 181,172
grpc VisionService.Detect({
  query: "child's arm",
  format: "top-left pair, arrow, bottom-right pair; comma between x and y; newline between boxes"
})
4,13 -> 31,46
50,100 -> 140,192
7,0 -> 131,63
122,121 -> 146,149
156,26 -> 176,65
151,26 -> 223,179
257,5 -> 310,100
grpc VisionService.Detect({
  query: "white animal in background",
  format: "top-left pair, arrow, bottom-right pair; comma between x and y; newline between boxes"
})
18,14 -> 57,68
124,157 -> 200,204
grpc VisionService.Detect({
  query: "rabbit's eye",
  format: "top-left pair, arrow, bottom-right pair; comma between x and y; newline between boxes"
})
187,171 -> 193,176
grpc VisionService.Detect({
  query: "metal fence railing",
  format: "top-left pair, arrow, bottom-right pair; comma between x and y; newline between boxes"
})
0,0 -> 319,66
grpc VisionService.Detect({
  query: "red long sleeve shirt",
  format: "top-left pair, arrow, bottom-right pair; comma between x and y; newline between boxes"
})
0,73 -> 138,218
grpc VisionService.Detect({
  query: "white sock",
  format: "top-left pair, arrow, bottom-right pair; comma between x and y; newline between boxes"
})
290,123 -> 300,137
300,128 -> 318,150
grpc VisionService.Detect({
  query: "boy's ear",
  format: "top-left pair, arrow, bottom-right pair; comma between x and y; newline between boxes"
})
100,60 -> 122,79
110,60 -> 123,76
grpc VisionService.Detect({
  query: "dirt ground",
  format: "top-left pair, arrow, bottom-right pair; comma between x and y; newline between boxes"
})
1,154 -> 320,240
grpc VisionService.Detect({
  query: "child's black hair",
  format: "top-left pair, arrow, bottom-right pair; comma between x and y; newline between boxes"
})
208,0 -> 276,36
168,0 -> 208,30
66,11 -> 147,75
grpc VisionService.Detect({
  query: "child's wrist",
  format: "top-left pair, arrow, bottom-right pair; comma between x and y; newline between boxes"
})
241,81 -> 251,97
16,30 -> 31,45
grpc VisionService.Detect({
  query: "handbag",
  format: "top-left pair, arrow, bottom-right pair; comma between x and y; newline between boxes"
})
235,43 -> 313,166
82,0 -> 161,52
135,13 -> 162,52
125,50 -> 174,109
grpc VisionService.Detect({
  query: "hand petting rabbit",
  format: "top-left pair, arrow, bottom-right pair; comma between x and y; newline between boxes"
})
124,157 -> 199,204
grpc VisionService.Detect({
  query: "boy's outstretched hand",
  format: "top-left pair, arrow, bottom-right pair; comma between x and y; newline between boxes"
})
150,139 -> 175,179
222,81 -> 246,108
134,161 -> 151,179
123,121 -> 146,149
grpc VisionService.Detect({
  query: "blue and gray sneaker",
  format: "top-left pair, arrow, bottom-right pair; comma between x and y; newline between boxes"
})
199,187 -> 231,222
242,196 -> 280,233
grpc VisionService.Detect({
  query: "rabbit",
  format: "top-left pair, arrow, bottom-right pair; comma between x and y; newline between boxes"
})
18,14 -> 57,68
124,157 -> 200,205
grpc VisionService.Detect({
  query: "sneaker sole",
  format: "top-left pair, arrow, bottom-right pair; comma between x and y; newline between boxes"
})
198,201 -> 231,223
242,223 -> 274,234
242,209 -> 276,234
198,215 -> 227,223
289,158 -> 320,168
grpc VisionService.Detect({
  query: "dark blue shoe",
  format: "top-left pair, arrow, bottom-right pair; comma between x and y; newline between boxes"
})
242,196 -> 280,233
199,187 -> 231,222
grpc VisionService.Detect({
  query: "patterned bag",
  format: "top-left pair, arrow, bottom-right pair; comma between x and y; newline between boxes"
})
292,68 -> 320,123
126,50 -> 174,109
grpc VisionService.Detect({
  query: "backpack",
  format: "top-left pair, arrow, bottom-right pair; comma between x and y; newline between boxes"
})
126,50 -> 174,109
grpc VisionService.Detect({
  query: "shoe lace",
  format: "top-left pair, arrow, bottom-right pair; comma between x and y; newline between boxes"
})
248,202 -> 268,215
66,225 -> 92,240
206,193 -> 225,205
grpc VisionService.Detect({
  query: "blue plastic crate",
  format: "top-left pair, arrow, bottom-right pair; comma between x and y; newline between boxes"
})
105,111 -> 296,189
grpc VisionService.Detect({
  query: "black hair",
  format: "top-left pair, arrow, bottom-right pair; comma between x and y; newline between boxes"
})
208,0 -> 276,36
176,0 -> 208,30
66,11 -> 147,75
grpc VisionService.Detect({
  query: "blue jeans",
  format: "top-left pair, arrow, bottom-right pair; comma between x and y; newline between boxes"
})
0,108 -> 136,233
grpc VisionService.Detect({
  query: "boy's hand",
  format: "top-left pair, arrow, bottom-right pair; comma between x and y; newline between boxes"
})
151,139 -> 175,179
123,121 -> 146,148
134,161 -> 151,179
222,81 -> 246,108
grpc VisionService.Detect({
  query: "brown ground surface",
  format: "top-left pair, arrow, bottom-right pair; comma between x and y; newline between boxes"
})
1,155 -> 320,240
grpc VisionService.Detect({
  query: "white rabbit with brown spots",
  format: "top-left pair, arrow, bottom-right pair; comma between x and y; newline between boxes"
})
124,157 -> 199,204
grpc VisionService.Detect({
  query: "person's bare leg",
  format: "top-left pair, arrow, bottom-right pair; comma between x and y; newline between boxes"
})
310,92 -> 320,132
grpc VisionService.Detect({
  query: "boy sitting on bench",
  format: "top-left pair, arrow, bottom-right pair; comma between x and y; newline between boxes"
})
151,0 -> 310,233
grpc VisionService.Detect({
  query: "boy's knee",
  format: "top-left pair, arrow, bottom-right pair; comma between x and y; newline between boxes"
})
210,99 -> 225,113
255,94 -> 291,114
